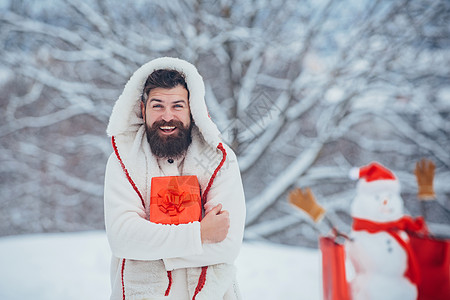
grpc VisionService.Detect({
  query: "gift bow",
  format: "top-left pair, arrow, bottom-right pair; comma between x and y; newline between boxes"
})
157,186 -> 194,216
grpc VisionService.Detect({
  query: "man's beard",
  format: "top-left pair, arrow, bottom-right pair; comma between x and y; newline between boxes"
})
145,119 -> 193,159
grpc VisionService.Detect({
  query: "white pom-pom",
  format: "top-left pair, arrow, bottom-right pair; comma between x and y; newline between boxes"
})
349,167 -> 360,180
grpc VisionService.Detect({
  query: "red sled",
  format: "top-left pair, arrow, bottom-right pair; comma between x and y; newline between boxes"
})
319,236 -> 351,300
409,233 -> 450,300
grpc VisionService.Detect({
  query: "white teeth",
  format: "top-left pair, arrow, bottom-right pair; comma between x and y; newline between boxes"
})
160,126 -> 175,130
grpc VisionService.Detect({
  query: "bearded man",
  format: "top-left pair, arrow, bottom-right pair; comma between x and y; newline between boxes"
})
104,57 -> 246,300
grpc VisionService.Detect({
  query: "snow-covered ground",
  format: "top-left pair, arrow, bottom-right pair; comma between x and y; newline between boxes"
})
0,231 -> 322,300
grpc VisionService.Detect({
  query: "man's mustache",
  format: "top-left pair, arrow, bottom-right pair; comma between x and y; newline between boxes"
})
151,120 -> 186,130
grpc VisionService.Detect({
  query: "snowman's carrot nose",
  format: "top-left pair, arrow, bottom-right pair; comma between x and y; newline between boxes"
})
383,199 -> 388,205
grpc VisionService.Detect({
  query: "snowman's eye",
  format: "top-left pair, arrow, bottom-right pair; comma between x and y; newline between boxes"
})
375,195 -> 381,201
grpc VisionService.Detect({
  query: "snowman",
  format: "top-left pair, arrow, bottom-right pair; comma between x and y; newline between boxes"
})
346,162 -> 427,300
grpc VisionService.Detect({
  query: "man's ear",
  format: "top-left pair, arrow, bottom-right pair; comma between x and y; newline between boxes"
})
140,102 -> 146,122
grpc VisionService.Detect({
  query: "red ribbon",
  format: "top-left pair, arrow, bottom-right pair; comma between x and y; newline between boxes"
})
157,187 -> 194,217
352,216 -> 428,285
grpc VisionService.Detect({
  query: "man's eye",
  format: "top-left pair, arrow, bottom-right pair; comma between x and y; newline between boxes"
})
174,104 -> 184,109
152,104 -> 163,108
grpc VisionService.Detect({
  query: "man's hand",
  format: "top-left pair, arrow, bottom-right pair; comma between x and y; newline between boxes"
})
200,203 -> 230,244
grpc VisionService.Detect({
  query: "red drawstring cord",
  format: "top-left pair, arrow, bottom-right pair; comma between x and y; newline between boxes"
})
193,266 -> 209,300
112,136 -> 146,208
193,143 -> 227,300
121,259 -> 126,300
165,270 -> 173,296
202,143 -> 227,203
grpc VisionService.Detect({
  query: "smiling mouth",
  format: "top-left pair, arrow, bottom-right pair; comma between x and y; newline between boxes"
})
160,126 -> 177,134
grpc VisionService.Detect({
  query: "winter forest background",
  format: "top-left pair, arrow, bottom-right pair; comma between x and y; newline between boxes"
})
1,0 -> 449,248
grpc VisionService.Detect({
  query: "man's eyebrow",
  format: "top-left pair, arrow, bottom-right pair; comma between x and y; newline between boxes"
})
149,99 -> 187,105
173,100 -> 187,104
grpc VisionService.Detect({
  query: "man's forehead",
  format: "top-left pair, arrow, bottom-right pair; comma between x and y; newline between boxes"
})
148,86 -> 188,99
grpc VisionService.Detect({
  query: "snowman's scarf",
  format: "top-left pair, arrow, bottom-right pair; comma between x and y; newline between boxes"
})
352,216 -> 428,285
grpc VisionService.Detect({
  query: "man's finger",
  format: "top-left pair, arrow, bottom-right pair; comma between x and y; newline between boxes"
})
210,203 -> 222,215
219,210 -> 229,217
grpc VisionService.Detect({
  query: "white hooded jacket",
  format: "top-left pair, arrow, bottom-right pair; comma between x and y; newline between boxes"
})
104,57 -> 246,300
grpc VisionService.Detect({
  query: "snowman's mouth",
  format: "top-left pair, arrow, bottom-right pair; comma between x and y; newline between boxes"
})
380,207 -> 393,214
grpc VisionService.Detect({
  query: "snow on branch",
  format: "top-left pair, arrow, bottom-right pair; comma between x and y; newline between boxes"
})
382,113 -> 450,167
1,11 -> 86,47
0,106 -> 85,137
246,140 -> 324,226
66,0 -> 112,37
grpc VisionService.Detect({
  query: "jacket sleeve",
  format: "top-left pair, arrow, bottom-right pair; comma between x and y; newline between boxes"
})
163,148 -> 246,270
104,153 -> 203,260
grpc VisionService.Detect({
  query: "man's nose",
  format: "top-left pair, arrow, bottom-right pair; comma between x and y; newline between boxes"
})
161,109 -> 174,122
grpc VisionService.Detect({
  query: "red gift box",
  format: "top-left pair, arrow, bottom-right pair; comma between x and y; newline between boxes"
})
150,176 -> 202,225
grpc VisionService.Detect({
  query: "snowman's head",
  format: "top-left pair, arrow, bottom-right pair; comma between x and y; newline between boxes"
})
350,162 -> 404,222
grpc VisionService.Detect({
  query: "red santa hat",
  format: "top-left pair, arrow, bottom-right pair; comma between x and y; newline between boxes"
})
349,162 -> 400,194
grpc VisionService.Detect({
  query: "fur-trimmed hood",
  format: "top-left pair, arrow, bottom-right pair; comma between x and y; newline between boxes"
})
107,57 -> 222,148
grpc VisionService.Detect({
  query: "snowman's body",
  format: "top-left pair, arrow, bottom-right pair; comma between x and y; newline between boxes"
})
348,230 -> 417,300
346,164 -> 418,300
